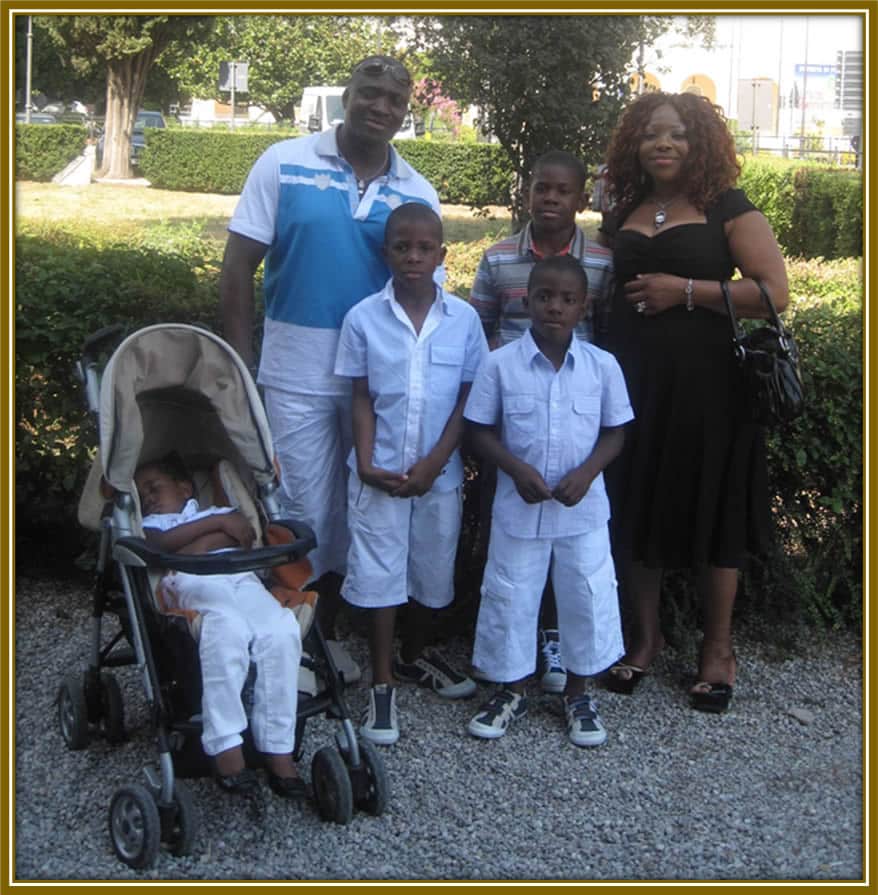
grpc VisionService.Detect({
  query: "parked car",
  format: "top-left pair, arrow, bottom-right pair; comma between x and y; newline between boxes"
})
15,112 -> 57,124
131,110 -> 166,164
96,109 -> 166,166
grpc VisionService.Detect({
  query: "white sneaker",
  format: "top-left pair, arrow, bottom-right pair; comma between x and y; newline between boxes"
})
325,639 -> 362,684
538,629 -> 567,694
467,689 -> 527,739
564,694 -> 607,747
360,684 -> 399,746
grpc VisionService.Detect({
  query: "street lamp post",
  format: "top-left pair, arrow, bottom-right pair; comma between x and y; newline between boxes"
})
25,15 -> 33,123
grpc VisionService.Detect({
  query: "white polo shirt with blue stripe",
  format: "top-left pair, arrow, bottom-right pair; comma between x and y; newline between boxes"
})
228,126 -> 442,396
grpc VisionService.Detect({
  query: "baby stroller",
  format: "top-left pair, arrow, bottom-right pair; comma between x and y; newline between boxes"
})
60,323 -> 388,870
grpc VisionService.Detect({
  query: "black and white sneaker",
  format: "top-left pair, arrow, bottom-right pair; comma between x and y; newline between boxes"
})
393,650 -> 477,699
360,684 -> 399,746
564,694 -> 607,747
467,689 -> 528,739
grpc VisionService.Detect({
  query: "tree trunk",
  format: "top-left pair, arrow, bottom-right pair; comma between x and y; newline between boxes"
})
95,49 -> 155,179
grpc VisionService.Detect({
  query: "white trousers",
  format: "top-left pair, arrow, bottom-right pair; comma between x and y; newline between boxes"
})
342,471 -> 462,609
263,388 -> 353,582
472,524 -> 623,682
161,570 -> 301,757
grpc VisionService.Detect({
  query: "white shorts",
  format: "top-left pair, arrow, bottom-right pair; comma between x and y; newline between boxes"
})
161,570 -> 301,757
341,470 -> 462,610
263,387 -> 352,582
472,525 -> 623,682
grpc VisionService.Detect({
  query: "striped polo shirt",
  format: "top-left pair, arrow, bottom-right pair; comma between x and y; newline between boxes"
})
228,126 -> 441,395
469,222 -> 614,347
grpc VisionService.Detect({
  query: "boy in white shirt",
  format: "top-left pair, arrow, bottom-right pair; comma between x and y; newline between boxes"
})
334,203 -> 488,745
463,255 -> 633,746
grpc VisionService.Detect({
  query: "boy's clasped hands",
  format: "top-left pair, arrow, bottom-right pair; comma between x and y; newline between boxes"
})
509,461 -> 595,507
356,456 -> 444,499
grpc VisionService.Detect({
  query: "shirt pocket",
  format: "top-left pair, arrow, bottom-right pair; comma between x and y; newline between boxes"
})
430,344 -> 466,395
572,392 -> 601,452
502,394 -> 538,453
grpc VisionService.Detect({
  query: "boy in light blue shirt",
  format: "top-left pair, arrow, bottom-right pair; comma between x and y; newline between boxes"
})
334,203 -> 488,745
464,254 -> 633,746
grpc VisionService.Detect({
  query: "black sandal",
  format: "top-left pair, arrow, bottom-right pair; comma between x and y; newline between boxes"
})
266,770 -> 309,800
690,682 -> 733,714
214,767 -> 260,795
605,663 -> 646,695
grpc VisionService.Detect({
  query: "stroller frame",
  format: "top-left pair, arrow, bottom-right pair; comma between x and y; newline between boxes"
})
59,324 -> 388,870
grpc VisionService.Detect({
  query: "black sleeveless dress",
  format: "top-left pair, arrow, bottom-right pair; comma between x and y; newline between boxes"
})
603,188 -> 770,570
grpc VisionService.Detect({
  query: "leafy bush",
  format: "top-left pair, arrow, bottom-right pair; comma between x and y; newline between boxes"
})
739,157 -> 862,260
393,140 -> 513,207
15,123 -> 88,181
15,221 -> 225,563
139,128 -> 514,205
140,128 -> 296,193
756,257 -> 863,627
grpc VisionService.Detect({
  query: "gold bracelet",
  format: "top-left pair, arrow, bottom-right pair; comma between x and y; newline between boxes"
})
685,278 -> 695,311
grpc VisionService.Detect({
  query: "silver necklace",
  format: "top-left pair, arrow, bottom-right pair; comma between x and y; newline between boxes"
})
652,195 -> 681,230
355,151 -> 390,196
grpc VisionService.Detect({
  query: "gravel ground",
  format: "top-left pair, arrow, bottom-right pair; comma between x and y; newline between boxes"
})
15,575 -> 863,882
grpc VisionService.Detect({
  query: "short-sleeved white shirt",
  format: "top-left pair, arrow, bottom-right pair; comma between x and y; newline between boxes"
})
335,280 -> 488,492
464,328 -> 633,538
142,499 -> 235,533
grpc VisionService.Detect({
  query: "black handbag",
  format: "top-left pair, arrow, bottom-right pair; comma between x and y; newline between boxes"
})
720,279 -> 805,426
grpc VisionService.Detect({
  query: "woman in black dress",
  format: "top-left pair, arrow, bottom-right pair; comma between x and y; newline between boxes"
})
600,92 -> 789,712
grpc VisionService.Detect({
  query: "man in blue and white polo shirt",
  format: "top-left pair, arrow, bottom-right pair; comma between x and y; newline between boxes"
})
220,55 -> 441,648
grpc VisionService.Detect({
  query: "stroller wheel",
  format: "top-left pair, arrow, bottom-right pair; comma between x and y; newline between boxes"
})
351,739 -> 389,817
164,779 -> 199,857
57,673 -> 90,751
99,672 -> 126,744
311,746 -> 353,825
108,783 -> 161,869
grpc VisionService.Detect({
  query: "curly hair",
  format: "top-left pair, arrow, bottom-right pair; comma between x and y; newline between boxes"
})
604,91 -> 741,224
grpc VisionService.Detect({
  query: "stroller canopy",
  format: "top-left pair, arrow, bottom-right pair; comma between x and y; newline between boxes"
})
98,324 -> 276,493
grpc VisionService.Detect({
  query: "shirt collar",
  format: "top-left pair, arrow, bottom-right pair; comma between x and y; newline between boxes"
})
515,221 -> 585,259
382,278 -> 450,313
519,327 -> 578,368
317,126 -> 415,180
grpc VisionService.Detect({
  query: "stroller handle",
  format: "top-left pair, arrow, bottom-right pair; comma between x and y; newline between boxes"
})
114,518 -> 316,575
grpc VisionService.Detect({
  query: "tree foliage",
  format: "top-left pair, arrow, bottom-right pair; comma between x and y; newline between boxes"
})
161,15 -> 397,123
414,15 -> 713,222
16,16 -> 104,109
36,15 -> 213,178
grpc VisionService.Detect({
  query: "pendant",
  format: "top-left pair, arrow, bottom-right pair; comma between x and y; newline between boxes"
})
654,209 -> 667,229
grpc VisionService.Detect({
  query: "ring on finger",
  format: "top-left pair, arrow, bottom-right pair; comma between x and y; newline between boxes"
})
635,301 -> 647,313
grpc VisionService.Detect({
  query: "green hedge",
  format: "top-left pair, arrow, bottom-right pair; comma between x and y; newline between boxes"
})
19,128 -> 861,259
140,128 -> 298,194
140,128 -> 514,206
393,140 -> 512,207
15,123 -> 88,181
16,220 -> 862,629
738,157 -> 862,260
15,221 -> 225,563
758,256 -> 863,627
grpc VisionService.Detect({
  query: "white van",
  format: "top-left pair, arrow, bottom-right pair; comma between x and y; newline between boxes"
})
297,86 -> 420,139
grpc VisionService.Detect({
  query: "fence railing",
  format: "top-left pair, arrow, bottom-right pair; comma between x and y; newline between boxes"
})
735,133 -> 861,168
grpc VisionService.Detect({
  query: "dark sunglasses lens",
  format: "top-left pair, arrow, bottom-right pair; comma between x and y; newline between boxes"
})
358,61 -> 410,85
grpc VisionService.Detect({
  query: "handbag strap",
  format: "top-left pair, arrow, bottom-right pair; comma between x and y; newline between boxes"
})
719,280 -> 743,346
720,279 -> 789,352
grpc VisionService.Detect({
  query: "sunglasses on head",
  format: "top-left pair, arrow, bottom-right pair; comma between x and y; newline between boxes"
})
353,59 -> 412,87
